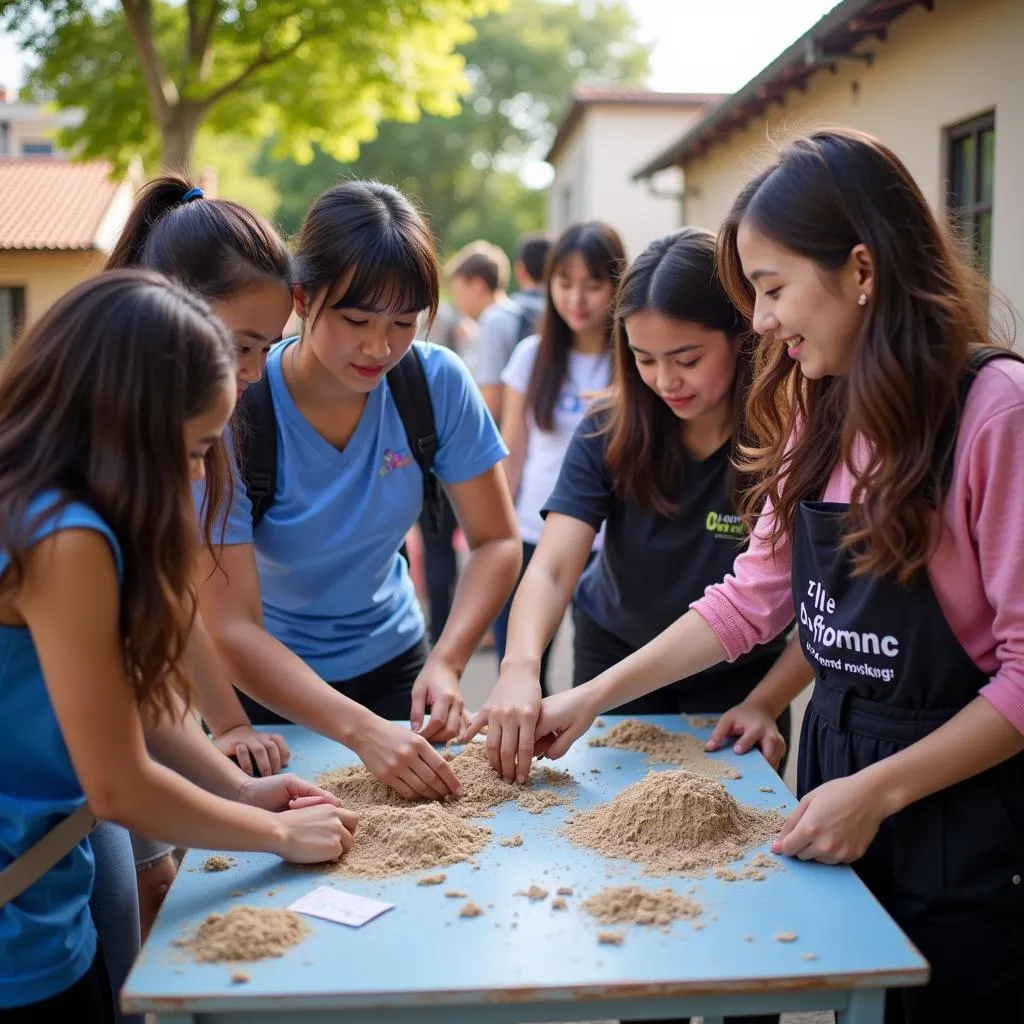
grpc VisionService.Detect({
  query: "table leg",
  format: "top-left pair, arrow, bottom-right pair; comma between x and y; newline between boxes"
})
838,988 -> 886,1024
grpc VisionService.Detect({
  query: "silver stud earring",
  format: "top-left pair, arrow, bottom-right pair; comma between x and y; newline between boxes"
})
858,294 -> 868,307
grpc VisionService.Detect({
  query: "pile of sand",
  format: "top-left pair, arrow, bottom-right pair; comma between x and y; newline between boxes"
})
320,804 -> 491,879
201,856 -> 234,873
311,743 -> 575,879
564,769 -> 784,876
588,720 -> 739,780
581,885 -> 701,927
174,907 -> 309,962
316,742 -> 574,821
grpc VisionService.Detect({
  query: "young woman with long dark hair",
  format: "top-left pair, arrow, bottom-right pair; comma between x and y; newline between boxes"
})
529,129 -> 1024,1022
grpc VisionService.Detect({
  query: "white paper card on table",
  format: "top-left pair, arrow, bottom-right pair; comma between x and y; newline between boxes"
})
288,885 -> 394,928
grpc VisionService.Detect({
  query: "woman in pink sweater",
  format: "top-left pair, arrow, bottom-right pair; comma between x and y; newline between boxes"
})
531,128 -> 1024,1022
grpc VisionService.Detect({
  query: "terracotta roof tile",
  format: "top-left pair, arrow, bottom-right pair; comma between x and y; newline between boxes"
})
0,159 -> 119,250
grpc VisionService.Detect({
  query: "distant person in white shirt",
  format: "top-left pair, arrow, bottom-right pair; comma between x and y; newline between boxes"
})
447,235 -> 550,421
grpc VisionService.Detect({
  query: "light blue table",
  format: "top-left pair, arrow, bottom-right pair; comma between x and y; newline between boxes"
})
123,715 -> 927,1024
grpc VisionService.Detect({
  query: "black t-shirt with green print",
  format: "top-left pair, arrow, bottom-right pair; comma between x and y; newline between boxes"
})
542,411 -> 789,707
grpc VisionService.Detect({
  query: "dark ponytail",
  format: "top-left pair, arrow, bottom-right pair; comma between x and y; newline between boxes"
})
106,174 -> 294,301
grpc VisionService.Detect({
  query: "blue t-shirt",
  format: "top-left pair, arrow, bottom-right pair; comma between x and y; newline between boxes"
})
0,494 -> 123,1009
204,340 -> 507,681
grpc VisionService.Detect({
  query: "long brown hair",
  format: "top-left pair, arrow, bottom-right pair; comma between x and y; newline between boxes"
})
528,222 -> 625,432
0,271 -> 236,717
106,174 -> 293,547
602,228 -> 751,516
718,127 -> 998,585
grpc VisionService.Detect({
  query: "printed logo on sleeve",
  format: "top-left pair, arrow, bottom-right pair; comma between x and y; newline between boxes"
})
705,510 -> 747,539
379,449 -> 413,476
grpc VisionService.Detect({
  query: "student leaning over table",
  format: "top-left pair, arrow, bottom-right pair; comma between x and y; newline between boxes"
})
194,180 -> 520,801
0,272 -> 355,1024
525,128 -> 1024,1024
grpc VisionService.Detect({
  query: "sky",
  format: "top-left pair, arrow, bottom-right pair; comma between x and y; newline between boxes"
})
1,1 -> 839,96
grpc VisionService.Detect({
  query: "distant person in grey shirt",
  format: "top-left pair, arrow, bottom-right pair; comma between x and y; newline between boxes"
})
447,234 -> 549,421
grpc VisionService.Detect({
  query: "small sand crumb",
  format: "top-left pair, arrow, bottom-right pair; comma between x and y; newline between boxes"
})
231,971 -> 250,984
417,873 -> 447,886
802,952 -> 818,961
582,885 -> 701,928
444,890 -> 467,898
556,886 -> 574,896
743,934 -> 755,942
775,932 -> 798,943
499,834 -> 523,848
174,907 -> 309,963
759,786 -> 775,793
597,930 -> 626,945
516,885 -> 549,901
588,720 -> 739,779
202,856 -> 235,873
459,901 -> 483,918
688,715 -> 719,728
590,768 -> 601,774
231,890 -> 244,897
595,718 -> 606,727
552,898 -> 568,910
564,769 -> 785,876
715,854 -> 780,883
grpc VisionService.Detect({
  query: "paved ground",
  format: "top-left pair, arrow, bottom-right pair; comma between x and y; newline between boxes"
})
459,618 -> 828,1024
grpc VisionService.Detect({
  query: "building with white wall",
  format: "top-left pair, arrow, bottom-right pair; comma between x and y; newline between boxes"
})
546,87 -> 725,262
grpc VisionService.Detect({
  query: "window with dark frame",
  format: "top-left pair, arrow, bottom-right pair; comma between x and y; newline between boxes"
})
946,112 -> 995,279
0,287 -> 26,352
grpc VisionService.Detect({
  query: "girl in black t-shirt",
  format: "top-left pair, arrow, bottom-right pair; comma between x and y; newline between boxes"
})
465,228 -> 808,781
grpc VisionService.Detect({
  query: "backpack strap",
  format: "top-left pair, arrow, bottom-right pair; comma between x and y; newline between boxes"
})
934,347 -> 1024,503
387,347 -> 443,534
235,372 -> 278,530
0,802 -> 97,909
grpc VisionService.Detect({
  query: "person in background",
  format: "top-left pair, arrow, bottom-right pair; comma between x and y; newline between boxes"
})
491,222 -> 625,692
0,271 -> 353,1024
529,128 -> 1024,1023
457,234 -> 550,423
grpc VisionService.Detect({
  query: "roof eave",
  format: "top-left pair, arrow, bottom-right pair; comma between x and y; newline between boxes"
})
632,0 -> 930,179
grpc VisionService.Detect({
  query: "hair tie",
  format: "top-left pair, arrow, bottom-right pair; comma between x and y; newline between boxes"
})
181,187 -> 204,204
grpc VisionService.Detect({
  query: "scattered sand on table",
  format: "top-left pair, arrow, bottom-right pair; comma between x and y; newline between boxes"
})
597,930 -> 626,945
715,853 -> 782,883
552,898 -> 568,910
174,907 -> 309,963
202,856 -> 234,872
417,873 -> 446,886
564,769 -> 784,876
444,890 -> 467,898
775,932 -> 798,943
581,885 -> 702,928
459,901 -> 484,918
595,718 -> 606,727
231,971 -> 250,984
556,886 -> 574,896
516,885 -> 549,901
687,715 -> 719,729
802,952 -> 818,961
499,834 -> 523,847
588,719 -> 739,780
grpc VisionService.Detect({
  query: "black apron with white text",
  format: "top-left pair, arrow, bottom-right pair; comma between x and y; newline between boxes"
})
792,355 -> 1024,1023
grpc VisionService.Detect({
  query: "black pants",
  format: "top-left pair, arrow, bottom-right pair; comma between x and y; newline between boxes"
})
419,491 -> 459,644
237,637 -> 428,726
492,541 -> 554,694
0,947 -> 115,1024
573,605 -> 791,779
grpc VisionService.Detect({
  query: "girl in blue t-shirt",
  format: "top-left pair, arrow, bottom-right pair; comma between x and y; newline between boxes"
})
0,272 -> 354,1022
197,181 -> 520,801
493,222 -> 625,692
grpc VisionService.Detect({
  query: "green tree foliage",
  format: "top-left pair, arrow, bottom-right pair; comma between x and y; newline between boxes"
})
1,0 -> 499,170
260,0 -> 649,256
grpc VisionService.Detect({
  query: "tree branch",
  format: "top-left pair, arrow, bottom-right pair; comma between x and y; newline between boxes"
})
180,0 -> 218,91
120,0 -> 177,126
197,33 -> 306,110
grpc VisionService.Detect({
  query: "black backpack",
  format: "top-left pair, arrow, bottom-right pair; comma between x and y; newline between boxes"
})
512,292 -> 543,343
235,345 -> 445,534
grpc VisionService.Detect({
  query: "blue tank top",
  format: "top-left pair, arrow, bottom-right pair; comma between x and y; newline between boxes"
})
0,493 -> 123,1009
